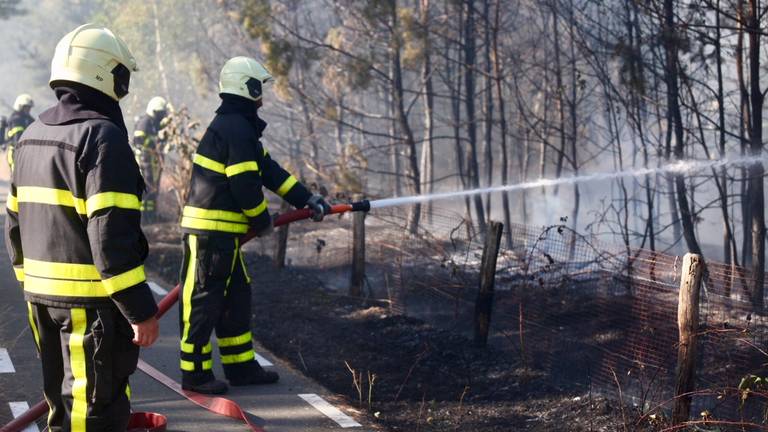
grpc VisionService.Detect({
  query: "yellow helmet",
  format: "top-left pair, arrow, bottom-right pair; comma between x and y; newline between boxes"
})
49,23 -> 138,101
13,94 -> 33,111
219,56 -> 273,101
146,96 -> 168,116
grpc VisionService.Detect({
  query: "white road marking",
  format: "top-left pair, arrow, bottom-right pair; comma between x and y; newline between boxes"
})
255,353 -> 273,367
8,401 -> 40,432
0,348 -> 15,373
147,281 -> 168,296
298,393 -> 362,428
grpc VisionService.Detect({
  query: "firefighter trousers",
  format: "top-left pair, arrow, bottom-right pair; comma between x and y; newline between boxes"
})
139,157 -> 158,224
178,234 -> 256,384
27,303 -> 139,432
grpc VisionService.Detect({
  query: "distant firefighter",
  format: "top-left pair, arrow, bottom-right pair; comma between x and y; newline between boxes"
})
4,93 -> 34,172
133,96 -> 168,223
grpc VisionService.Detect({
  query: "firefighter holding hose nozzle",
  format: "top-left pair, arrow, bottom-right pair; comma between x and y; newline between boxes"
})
4,24 -> 159,431
177,56 -> 330,394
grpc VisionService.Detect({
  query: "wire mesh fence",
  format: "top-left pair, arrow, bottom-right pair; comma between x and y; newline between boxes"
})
274,203 -> 768,424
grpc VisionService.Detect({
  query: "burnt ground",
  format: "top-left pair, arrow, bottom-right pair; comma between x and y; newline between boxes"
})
144,222 -> 642,432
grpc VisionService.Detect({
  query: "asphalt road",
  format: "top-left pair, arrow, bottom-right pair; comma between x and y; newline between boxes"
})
0,177 -> 373,432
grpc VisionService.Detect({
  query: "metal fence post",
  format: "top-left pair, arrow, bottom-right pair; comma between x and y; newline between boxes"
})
474,221 -> 504,347
673,253 -> 703,424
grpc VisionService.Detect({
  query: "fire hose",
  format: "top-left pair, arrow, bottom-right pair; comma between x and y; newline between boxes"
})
0,200 -> 370,432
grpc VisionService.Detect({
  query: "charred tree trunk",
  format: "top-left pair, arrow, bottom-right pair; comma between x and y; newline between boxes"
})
390,0 -> 422,234
747,0 -> 765,310
387,62 -> 403,197
482,0 -> 494,219
419,0 -> 434,224
715,0 -> 734,266
297,67 -> 320,176
567,0 -> 579,231
335,93 -> 345,159
464,0 -> 488,233
493,0 -> 512,247
551,5 -> 568,197
664,0 -> 700,254
737,0 -> 753,267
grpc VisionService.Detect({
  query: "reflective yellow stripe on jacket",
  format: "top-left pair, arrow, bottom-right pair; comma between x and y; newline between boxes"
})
23,258 -> 146,297
276,176 -> 298,197
243,200 -> 267,218
6,190 -> 17,212
6,126 -> 25,140
14,187 -> 141,216
17,187 -> 87,214
193,154 -> 226,174
195,153 -> 262,178
225,161 -> 259,177
179,205 -> 251,234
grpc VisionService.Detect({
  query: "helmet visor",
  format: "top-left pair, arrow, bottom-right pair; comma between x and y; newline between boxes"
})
112,64 -> 131,99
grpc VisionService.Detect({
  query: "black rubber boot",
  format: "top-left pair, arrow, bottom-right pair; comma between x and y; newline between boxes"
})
226,362 -> 280,386
182,372 -> 229,394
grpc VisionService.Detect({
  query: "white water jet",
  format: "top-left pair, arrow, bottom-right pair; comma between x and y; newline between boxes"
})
368,155 -> 767,210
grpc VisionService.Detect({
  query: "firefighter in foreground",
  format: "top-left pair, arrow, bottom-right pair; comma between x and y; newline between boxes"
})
4,24 -> 159,431
133,96 -> 168,223
178,56 -> 330,394
4,93 -> 35,172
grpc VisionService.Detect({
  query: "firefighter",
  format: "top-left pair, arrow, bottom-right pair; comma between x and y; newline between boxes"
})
5,93 -> 35,172
133,96 -> 168,223
4,24 -> 159,431
178,56 -> 330,394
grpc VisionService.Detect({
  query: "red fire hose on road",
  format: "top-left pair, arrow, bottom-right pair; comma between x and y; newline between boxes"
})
0,201 -> 370,432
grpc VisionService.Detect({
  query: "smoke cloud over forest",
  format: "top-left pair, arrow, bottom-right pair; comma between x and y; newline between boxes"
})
0,0 -> 764,267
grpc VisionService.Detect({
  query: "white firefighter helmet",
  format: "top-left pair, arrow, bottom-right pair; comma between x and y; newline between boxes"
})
13,94 -> 34,111
49,23 -> 139,101
146,96 -> 168,116
219,56 -> 273,101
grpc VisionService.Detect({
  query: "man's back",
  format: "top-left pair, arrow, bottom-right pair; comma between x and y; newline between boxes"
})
7,84 -> 155,321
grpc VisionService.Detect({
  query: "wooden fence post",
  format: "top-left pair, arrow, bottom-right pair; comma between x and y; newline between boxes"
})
350,194 -> 365,297
274,201 -> 290,268
474,221 -> 504,347
672,253 -> 704,424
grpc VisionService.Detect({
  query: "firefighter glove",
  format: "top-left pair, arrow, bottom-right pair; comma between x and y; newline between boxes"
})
306,194 -> 331,222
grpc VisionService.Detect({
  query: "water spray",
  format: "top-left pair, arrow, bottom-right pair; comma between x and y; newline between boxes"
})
369,154 -> 767,210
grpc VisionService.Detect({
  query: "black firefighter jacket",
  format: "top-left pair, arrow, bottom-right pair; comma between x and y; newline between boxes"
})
4,84 -> 157,324
132,113 -> 162,161
181,95 -> 312,236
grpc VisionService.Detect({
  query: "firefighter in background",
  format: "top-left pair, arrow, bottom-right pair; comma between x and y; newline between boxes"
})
5,24 -> 159,431
133,96 -> 168,223
178,56 -> 330,394
5,94 -> 35,172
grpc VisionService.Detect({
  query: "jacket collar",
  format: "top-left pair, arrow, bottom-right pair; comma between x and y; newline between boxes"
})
39,83 -> 127,133
215,94 -> 267,137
